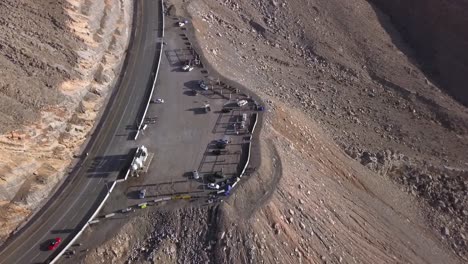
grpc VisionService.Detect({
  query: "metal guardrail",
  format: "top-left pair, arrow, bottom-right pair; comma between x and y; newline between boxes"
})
239,113 -> 258,178
134,0 -> 165,140
49,180 -> 117,264
219,112 -> 259,193
49,1 -> 165,262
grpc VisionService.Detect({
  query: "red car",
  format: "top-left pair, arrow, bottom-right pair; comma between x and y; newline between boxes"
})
48,237 -> 61,250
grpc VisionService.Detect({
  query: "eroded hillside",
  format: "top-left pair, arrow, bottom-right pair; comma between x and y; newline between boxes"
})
0,0 -> 132,242
181,0 -> 468,258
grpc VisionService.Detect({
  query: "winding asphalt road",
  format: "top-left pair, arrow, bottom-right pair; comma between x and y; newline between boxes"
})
0,0 -> 162,263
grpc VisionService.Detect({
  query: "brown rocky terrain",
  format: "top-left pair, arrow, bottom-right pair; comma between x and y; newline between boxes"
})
1,0 -> 467,263
79,0 -> 468,263
179,0 -> 468,259
0,0 -> 132,242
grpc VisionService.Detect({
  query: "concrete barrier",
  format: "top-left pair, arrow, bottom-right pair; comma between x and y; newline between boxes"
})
123,168 -> 131,181
172,195 -> 191,200
153,197 -> 171,203
228,112 -> 258,195
104,213 -> 116,218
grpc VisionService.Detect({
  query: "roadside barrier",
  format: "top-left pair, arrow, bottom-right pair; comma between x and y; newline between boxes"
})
239,113 -> 258,179
134,0 -> 165,140
154,197 -> 172,203
49,1 -> 166,262
50,180 -> 117,264
217,112 -> 259,196
104,213 -> 116,218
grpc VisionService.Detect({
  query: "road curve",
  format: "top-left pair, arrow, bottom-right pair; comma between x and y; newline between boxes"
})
0,0 -> 162,263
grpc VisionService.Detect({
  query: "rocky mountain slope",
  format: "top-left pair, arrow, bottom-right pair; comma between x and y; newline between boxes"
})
81,0 -> 467,263
1,0 -> 467,263
0,0 -> 132,242
369,0 -> 468,106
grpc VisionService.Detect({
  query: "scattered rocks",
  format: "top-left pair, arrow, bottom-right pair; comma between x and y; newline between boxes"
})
443,227 -> 450,236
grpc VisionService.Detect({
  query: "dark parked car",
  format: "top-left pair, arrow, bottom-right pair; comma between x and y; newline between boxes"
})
199,80 -> 208,90
214,171 -> 225,179
206,174 -> 217,183
139,189 -> 146,199
212,149 -> 228,155
216,141 -> 227,149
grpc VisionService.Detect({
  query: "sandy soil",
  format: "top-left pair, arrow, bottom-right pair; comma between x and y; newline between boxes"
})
0,0 -> 132,243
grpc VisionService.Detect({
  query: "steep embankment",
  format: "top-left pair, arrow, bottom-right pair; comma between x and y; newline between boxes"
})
182,0 -> 468,259
368,0 -> 468,106
81,0 -> 466,263
0,0 -> 132,243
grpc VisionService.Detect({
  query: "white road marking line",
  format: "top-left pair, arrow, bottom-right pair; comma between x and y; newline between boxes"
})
29,251 -> 41,262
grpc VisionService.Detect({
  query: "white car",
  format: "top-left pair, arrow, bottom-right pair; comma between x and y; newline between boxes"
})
178,21 -> 186,27
207,183 -> 220,190
182,64 -> 193,72
192,170 -> 200,180
237,100 -> 248,107
155,98 -> 164,104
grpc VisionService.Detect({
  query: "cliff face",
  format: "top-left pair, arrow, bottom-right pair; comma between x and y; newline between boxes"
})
0,0 -> 79,130
0,0 -> 132,243
368,0 -> 468,106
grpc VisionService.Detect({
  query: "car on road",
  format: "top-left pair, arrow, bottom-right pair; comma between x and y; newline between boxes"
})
48,237 -> 62,251
192,170 -> 200,180
199,80 -> 208,90
178,21 -> 186,27
139,189 -> 146,199
237,100 -> 248,107
182,64 -> 194,72
207,183 -> 220,190
221,108 -> 231,113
